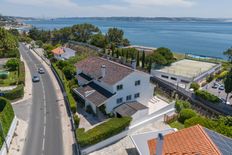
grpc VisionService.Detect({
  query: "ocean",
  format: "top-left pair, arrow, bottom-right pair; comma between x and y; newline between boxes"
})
24,18 -> 232,59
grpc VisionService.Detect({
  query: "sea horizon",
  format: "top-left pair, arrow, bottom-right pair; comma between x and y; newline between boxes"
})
24,17 -> 232,59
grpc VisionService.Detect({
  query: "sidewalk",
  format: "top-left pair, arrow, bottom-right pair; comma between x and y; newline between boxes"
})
30,46 -> 74,155
8,55 -> 32,155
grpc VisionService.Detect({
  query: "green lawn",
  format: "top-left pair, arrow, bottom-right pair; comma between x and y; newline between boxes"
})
169,120 -> 185,130
0,71 -> 18,86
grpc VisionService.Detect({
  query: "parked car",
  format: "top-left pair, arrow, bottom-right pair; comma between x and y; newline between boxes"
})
212,84 -> 218,89
219,85 -> 225,90
38,67 -> 45,74
32,75 -> 40,82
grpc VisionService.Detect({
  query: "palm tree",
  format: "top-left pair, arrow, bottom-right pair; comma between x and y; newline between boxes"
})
224,69 -> 232,102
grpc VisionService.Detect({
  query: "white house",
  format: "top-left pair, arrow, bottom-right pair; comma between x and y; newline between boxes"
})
51,47 -> 76,60
73,57 -> 155,117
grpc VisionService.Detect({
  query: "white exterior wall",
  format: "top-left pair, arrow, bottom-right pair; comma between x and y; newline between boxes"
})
105,71 -> 154,113
85,100 -> 97,113
131,109 -> 148,120
151,70 -> 193,89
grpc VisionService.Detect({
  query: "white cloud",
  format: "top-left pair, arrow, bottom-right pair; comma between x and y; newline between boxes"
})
124,0 -> 194,7
6,0 -> 79,8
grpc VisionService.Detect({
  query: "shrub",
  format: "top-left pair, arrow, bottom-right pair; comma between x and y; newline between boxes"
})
76,117 -> 132,147
216,71 -> 228,80
73,114 -> 80,128
18,61 -> 25,85
86,105 -> 94,114
206,75 -> 214,83
0,72 -> 8,79
175,100 -> 191,113
178,109 -> 197,123
52,63 -> 77,113
5,58 -> 19,71
62,65 -> 76,80
3,84 -> 24,100
195,90 -> 220,103
184,116 -> 214,128
190,82 -> 200,91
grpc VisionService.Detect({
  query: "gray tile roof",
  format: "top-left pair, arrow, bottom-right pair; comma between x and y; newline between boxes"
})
114,101 -> 148,116
204,127 -> 232,155
75,57 -> 134,85
73,82 -> 114,107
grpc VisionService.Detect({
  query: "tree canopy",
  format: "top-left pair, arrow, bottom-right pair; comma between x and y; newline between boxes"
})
224,47 -> 232,63
0,27 -> 18,51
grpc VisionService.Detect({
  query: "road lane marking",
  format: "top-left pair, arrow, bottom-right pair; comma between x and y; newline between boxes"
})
42,138 -> 45,151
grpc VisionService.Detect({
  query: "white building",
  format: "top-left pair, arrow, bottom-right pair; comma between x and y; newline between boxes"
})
73,57 -> 155,117
51,47 -> 76,60
151,59 -> 221,89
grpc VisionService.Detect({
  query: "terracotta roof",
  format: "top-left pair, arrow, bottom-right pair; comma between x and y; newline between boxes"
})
75,57 -> 133,85
147,125 -> 222,155
115,101 -> 148,117
73,82 -> 114,107
51,47 -> 64,55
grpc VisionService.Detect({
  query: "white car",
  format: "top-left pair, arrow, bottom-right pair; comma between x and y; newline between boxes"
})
38,68 -> 45,74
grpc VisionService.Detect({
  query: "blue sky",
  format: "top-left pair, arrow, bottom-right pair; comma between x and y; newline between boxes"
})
0,0 -> 231,18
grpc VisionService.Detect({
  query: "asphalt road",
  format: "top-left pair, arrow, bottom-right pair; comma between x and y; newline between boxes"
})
19,43 -> 64,155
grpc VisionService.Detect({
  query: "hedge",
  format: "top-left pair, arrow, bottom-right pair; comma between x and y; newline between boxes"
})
18,61 -> 25,85
0,97 -> 15,147
195,90 -> 220,103
73,114 -> 80,128
3,84 -> 24,100
178,109 -> 197,124
76,117 -> 132,147
52,63 -> 77,113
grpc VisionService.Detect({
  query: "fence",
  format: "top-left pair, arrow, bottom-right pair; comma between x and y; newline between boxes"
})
0,116 -> 17,155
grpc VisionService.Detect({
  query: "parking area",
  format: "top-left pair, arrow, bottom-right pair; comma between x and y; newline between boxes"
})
202,80 -> 232,105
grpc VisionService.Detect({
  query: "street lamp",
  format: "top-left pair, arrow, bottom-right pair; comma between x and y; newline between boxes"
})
0,121 -> 9,153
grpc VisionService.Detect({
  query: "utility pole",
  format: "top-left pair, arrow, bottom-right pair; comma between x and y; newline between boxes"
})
0,121 -> 9,153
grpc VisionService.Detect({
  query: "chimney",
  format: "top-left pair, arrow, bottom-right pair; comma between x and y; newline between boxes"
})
101,65 -> 106,78
156,133 -> 164,155
131,59 -> 136,70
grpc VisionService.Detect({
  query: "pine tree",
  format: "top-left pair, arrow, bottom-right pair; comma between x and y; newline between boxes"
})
136,50 -> 140,67
142,50 -> 145,68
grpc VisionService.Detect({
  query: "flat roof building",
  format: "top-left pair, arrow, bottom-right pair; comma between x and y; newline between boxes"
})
151,59 -> 221,89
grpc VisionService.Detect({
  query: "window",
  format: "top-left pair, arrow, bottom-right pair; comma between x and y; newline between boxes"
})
134,93 -> 140,99
181,79 -> 190,84
117,84 -> 123,91
126,95 -> 132,101
161,75 -> 169,79
135,80 -> 141,86
116,98 -> 123,104
171,77 -> 177,81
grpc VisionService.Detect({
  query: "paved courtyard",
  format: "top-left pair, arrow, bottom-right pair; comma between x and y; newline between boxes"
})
88,118 -> 171,155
